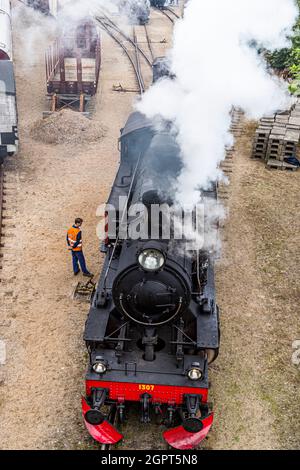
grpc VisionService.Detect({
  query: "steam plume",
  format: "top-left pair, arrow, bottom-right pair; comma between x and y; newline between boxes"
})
137,0 -> 298,205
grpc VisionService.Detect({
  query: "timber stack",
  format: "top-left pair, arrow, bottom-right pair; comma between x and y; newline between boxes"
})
252,100 -> 300,170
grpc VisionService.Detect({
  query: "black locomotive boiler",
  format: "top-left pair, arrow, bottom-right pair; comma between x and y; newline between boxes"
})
82,112 -> 220,450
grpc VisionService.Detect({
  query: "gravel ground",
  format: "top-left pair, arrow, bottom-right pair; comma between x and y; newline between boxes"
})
30,110 -> 106,145
0,2 -> 174,450
205,122 -> 300,450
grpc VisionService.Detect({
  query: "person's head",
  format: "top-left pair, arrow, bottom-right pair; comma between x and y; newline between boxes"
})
75,218 -> 83,228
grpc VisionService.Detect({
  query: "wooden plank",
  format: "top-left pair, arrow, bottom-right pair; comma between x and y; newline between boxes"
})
266,159 -> 298,170
288,117 -> 300,126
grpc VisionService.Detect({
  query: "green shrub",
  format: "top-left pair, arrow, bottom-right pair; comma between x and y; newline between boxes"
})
267,0 -> 300,94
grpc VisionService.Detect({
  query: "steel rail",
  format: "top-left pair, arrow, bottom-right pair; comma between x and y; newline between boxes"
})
155,7 -> 174,24
0,165 -> 4,274
133,26 -> 146,94
100,406 -> 118,451
144,24 -> 154,62
96,14 -> 152,68
165,7 -> 181,19
95,17 -> 145,95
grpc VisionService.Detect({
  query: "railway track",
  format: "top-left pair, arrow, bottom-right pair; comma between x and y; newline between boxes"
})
95,15 -> 153,95
0,160 -> 18,287
99,406 -> 119,451
99,404 -> 171,451
99,14 -> 153,67
165,7 -> 181,20
217,108 -> 244,202
155,7 -> 180,24
143,24 -> 155,63
0,165 -> 5,277
133,26 -> 146,94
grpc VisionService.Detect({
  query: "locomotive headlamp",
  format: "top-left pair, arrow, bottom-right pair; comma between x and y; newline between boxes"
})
92,357 -> 107,375
138,248 -> 165,271
187,363 -> 203,381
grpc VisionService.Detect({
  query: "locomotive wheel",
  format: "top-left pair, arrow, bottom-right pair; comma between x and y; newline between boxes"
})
155,412 -> 164,425
206,348 -> 219,364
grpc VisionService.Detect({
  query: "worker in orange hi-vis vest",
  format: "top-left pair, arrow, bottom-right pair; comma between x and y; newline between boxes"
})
67,218 -> 94,277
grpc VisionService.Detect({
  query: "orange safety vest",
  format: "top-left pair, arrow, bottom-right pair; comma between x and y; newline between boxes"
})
67,226 -> 83,252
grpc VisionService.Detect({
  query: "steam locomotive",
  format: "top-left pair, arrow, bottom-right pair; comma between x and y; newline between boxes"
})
82,112 -> 220,450
0,0 -> 18,163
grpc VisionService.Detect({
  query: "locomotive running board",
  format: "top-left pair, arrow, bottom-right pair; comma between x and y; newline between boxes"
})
81,397 -> 123,445
163,413 -> 214,450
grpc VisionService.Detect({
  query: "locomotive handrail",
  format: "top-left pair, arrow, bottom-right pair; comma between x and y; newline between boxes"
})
46,41 -> 60,82
103,152 -> 143,290
104,321 -> 130,340
119,294 -> 183,327
171,324 -> 196,347
47,58 -> 60,82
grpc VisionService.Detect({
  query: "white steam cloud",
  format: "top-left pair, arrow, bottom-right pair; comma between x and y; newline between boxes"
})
11,0 -> 120,70
12,0 -> 144,67
137,0 -> 299,205
53,0 -> 119,22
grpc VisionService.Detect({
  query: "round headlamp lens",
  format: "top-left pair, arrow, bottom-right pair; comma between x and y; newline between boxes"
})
188,367 -> 202,381
92,362 -> 107,374
138,249 -> 165,271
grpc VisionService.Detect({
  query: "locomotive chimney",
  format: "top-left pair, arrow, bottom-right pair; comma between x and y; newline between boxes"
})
142,190 -> 161,239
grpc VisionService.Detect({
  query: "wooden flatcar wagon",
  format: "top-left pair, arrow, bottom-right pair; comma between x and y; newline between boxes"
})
45,18 -> 101,115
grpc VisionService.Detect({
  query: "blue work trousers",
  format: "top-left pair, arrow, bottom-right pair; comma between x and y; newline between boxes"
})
71,251 -> 89,275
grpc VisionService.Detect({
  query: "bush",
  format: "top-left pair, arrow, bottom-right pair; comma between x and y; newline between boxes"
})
267,0 -> 300,95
